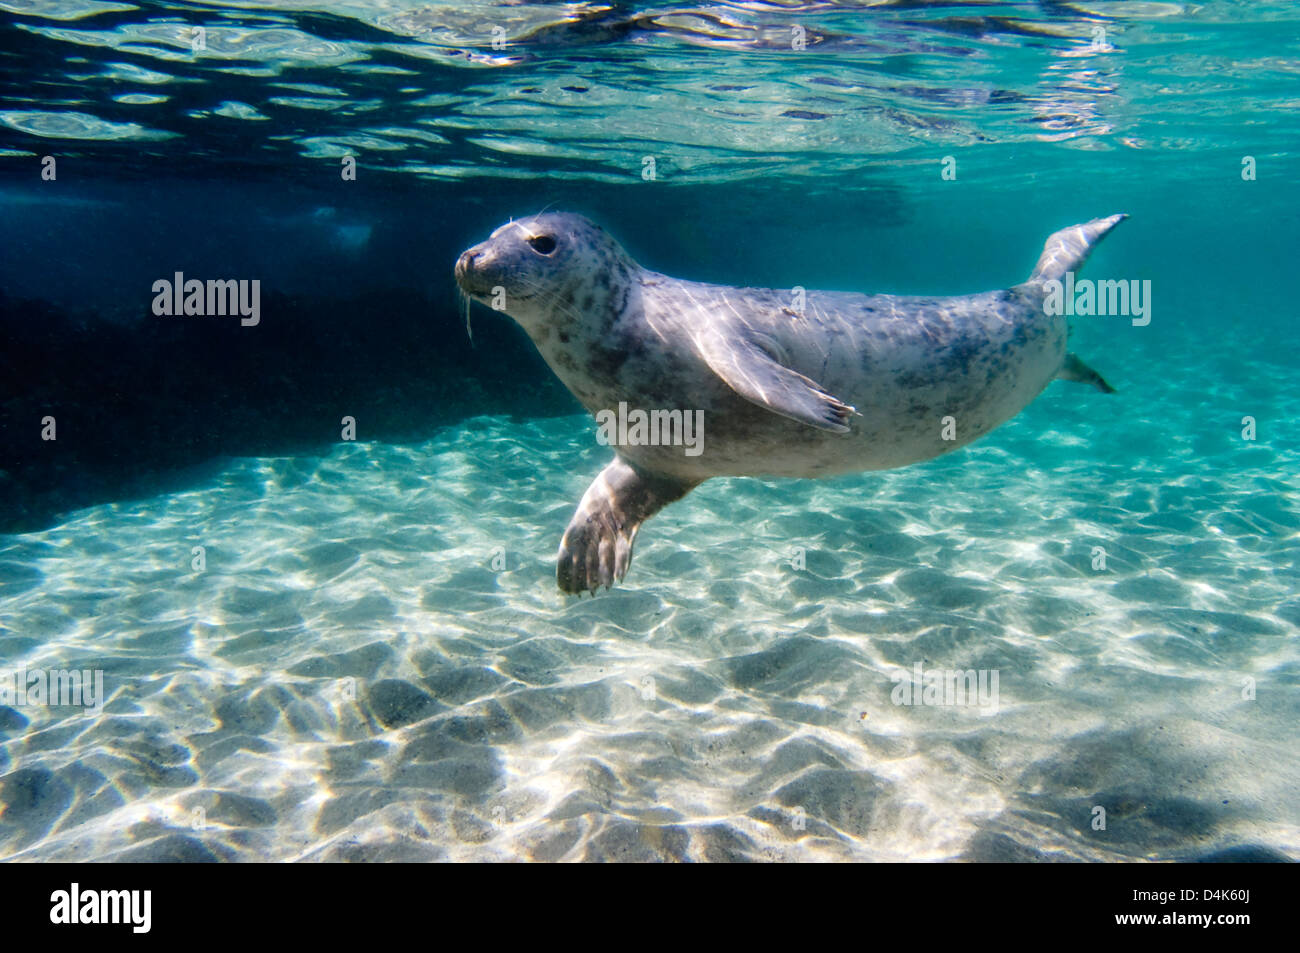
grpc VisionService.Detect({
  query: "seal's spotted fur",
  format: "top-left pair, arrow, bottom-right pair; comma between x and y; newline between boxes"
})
455,212 -> 1125,594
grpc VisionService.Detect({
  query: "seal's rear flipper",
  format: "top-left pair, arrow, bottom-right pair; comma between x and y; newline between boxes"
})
1058,352 -> 1116,394
1030,213 -> 1128,283
693,325 -> 856,433
558,458 -> 697,595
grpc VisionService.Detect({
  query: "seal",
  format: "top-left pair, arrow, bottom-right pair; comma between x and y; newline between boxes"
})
455,212 -> 1125,594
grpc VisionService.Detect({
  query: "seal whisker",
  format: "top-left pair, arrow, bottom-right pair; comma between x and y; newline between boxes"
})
509,273 -> 592,328
456,286 -> 474,346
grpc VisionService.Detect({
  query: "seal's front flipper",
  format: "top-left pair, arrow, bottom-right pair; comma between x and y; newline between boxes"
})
1057,352 -> 1116,394
693,326 -> 856,433
558,458 -> 697,595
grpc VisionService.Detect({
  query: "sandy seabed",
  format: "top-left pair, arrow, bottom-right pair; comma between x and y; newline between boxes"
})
1,365 -> 1297,862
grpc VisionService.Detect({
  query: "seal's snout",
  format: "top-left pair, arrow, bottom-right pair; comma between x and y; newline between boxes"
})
455,244 -> 496,297
454,248 -> 477,282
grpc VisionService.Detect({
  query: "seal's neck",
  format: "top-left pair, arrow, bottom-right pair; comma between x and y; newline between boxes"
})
518,262 -> 644,410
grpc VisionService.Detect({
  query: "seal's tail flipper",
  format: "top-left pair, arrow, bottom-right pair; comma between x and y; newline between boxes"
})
1029,213 -> 1128,283
1057,351 -> 1116,394
558,458 -> 698,595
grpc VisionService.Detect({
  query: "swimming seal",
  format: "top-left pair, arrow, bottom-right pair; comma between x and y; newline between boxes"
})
454,212 -> 1124,594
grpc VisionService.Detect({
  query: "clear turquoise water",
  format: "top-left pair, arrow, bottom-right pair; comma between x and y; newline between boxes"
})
0,1 -> 1297,861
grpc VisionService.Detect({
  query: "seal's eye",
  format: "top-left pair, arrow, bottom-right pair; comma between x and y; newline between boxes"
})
528,234 -> 557,255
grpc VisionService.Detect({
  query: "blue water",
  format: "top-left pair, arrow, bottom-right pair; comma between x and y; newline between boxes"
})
0,1 -> 1297,861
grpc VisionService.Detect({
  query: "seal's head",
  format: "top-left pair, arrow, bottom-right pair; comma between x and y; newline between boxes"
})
455,212 -> 635,334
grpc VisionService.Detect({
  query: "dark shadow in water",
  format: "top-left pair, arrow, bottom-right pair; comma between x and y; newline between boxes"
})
0,285 -> 577,533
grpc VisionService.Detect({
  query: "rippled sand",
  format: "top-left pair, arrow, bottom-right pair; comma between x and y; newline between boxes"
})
1,372 -> 1298,861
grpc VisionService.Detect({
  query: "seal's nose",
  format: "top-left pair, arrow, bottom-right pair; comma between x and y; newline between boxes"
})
455,249 -> 477,280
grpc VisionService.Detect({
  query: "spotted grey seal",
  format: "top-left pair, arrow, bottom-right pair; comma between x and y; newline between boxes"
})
454,212 -> 1124,594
